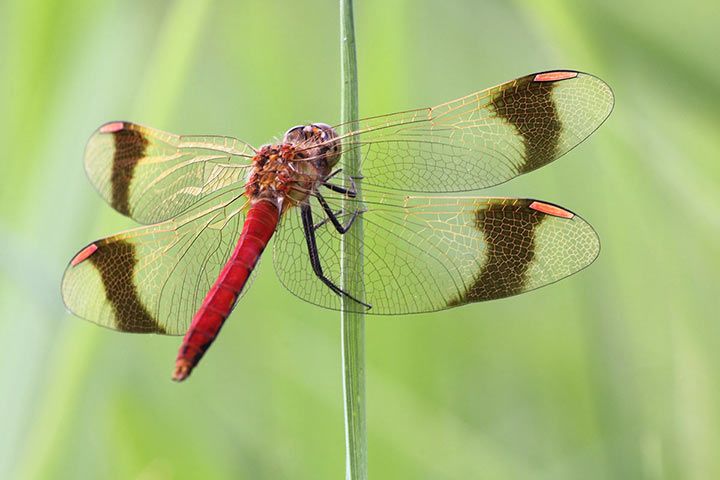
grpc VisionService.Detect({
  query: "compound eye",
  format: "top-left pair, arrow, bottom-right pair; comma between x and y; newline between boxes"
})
283,125 -> 307,143
311,123 -> 338,141
285,125 -> 304,134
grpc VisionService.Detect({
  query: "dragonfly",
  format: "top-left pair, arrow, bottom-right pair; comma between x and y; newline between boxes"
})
62,70 -> 614,382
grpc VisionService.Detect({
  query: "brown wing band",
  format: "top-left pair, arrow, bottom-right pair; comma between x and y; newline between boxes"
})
490,75 -> 562,174
110,126 -> 148,216
448,200 -> 546,305
88,239 -> 166,333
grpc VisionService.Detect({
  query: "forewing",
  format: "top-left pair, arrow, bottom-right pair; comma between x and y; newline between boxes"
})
324,70 -> 613,192
273,192 -> 599,314
84,121 -> 255,224
62,190 -> 248,335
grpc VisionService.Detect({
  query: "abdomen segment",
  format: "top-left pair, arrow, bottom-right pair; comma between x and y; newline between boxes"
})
173,199 -> 280,381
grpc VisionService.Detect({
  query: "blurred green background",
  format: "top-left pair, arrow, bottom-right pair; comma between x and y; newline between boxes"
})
1,0 -> 718,478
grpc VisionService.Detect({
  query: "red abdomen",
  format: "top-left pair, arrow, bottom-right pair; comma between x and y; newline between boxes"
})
172,199 -> 280,381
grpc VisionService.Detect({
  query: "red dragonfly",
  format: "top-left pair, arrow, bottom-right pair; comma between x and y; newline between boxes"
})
62,70 -> 613,381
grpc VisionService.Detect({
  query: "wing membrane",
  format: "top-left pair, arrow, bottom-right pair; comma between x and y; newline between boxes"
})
316,70 -> 613,192
72,70 -> 610,323
62,189 -> 249,335
273,191 -> 599,314
84,121 -> 255,224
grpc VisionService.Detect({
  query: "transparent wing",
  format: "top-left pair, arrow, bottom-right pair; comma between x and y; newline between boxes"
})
84,121 -> 255,224
273,190 -> 599,314
309,70 -> 613,192
62,189 -> 249,335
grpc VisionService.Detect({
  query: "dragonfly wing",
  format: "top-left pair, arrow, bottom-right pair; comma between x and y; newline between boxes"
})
273,192 -> 599,314
62,189 -> 249,335
326,71 -> 613,192
85,121 -> 255,224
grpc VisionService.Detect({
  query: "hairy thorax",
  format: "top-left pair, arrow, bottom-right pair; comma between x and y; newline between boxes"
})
244,123 -> 341,211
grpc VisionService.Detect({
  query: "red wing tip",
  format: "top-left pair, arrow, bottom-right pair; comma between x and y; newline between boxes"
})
99,121 -> 125,133
533,71 -> 579,82
70,243 -> 98,266
529,201 -> 575,219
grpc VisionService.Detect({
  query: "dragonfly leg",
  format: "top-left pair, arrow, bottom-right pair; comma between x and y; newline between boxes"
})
314,191 -> 363,234
324,168 -> 343,182
301,203 -> 371,309
321,170 -> 357,198
312,210 -> 341,231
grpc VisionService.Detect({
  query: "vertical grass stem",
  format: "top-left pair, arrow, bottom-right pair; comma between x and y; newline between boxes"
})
339,0 -> 367,478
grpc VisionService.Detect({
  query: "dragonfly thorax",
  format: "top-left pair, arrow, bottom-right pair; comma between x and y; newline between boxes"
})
244,124 -> 341,207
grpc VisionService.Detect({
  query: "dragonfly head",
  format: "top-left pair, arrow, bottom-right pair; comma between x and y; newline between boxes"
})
283,123 -> 342,168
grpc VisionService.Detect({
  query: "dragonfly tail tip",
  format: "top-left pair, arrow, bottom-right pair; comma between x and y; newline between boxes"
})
172,361 -> 192,382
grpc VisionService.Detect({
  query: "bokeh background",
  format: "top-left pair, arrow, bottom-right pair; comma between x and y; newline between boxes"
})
1,0 -> 718,478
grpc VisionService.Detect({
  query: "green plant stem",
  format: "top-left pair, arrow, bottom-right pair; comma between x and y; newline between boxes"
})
339,0 -> 367,479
